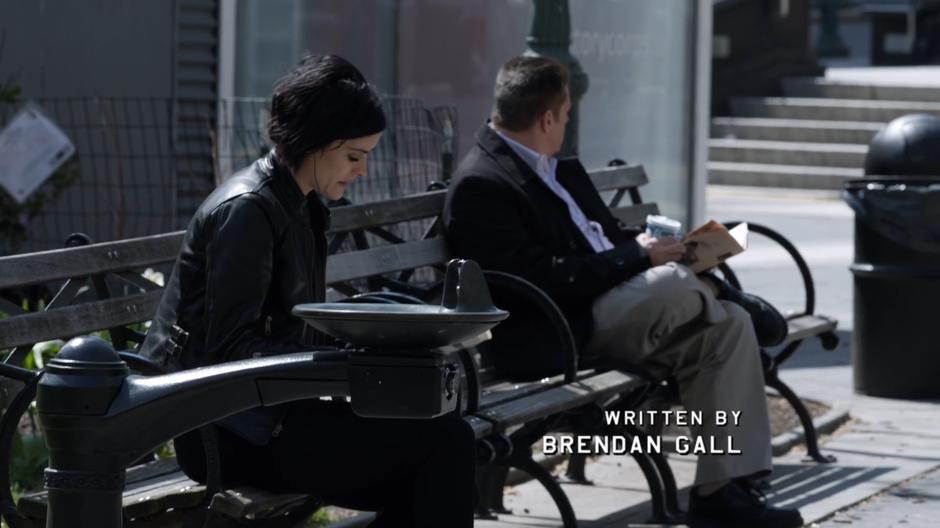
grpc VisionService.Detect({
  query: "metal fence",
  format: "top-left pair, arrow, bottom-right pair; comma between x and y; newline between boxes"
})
0,98 -> 177,255
0,96 -> 457,255
217,96 -> 458,204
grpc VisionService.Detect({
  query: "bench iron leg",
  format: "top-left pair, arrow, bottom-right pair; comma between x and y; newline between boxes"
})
650,451 -> 682,519
608,424 -> 682,524
621,424 -> 682,518
475,464 -> 511,518
765,371 -> 836,464
509,454 -> 578,528
630,451 -> 673,523
563,455 -> 592,485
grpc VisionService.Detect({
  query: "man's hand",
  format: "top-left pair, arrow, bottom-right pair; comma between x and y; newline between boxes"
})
636,232 -> 686,266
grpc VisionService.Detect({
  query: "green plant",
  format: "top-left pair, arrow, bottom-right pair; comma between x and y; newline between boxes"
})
0,43 -> 19,104
305,509 -> 334,527
24,339 -> 63,370
7,339 -> 62,496
9,417 -> 46,497
0,157 -> 81,255
0,31 -> 19,104
0,81 -> 18,102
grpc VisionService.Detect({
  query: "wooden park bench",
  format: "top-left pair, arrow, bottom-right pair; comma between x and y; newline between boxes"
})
0,162 -> 838,527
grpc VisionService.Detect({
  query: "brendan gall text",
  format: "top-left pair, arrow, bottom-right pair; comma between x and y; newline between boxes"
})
602,409 -> 741,427
542,410 -> 745,456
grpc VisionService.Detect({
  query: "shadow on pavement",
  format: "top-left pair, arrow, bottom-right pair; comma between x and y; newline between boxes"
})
768,464 -> 894,510
576,462 -> 894,527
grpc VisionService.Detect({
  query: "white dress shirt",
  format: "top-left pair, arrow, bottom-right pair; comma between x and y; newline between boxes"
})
492,125 -> 614,253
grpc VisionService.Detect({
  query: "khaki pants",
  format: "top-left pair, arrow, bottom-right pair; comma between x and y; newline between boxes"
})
585,263 -> 772,486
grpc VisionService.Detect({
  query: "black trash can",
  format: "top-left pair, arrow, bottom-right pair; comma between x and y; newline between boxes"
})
843,113 -> 940,399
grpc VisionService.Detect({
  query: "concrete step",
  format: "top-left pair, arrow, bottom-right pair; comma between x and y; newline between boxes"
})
709,139 -> 868,168
711,117 -> 883,144
708,161 -> 863,190
783,77 -> 940,103
730,96 -> 940,122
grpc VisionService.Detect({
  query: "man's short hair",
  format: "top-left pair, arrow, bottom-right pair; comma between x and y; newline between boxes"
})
267,54 -> 386,170
491,56 -> 569,132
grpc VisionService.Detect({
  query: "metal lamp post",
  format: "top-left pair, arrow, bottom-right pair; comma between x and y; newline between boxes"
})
524,0 -> 588,158
816,0 -> 850,57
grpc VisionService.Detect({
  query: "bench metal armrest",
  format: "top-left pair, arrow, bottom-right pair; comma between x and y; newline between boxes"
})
415,270 -> 578,414
720,221 -> 817,316
117,351 -> 224,497
480,270 -> 579,384
719,222 -> 841,369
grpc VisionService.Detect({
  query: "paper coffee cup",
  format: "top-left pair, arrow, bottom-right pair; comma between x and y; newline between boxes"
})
645,215 -> 682,238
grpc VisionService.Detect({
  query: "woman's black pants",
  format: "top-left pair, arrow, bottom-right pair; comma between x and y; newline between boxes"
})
175,399 -> 476,527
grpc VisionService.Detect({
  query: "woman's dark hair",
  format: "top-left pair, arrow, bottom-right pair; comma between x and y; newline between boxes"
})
492,56 -> 569,132
267,54 -> 386,170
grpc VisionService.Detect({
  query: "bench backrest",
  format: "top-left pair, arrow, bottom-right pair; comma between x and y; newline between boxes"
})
328,162 -> 659,293
0,163 -> 657,367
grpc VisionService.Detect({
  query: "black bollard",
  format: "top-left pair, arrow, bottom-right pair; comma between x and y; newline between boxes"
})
38,336 -> 128,528
36,337 -> 353,528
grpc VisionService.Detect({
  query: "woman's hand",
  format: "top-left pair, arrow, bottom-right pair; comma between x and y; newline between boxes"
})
636,232 -> 686,266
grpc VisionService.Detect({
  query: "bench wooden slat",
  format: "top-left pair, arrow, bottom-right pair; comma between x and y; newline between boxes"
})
0,238 -> 450,349
330,191 -> 445,233
479,368 -> 603,409
125,456 -> 187,485
481,378 -> 562,408
0,193 -> 447,293
124,474 -> 205,520
326,237 -> 449,285
19,456 -> 320,523
611,202 -> 660,227
783,314 -> 838,346
476,371 -> 641,430
123,472 -> 197,502
0,172 -> 641,292
587,165 -> 648,192
16,493 -> 48,520
0,291 -> 162,349
465,415 -> 494,439
18,457 -> 206,522
0,232 -> 184,290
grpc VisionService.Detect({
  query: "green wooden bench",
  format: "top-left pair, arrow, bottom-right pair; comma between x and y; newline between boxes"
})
0,161 -> 838,527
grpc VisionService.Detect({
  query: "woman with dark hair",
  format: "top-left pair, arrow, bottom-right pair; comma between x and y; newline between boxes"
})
141,55 -> 475,527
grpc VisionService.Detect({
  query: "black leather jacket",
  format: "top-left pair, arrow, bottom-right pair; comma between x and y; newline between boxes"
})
139,152 -> 330,443
141,152 -> 330,370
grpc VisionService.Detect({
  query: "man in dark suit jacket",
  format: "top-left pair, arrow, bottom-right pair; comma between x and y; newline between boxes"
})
444,56 -> 801,528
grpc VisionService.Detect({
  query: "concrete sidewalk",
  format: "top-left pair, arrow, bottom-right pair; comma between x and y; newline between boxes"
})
467,186 -> 940,527
473,362 -> 939,527
824,65 -> 940,87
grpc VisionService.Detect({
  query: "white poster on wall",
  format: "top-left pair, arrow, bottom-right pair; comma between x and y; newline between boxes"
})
0,103 -> 76,204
